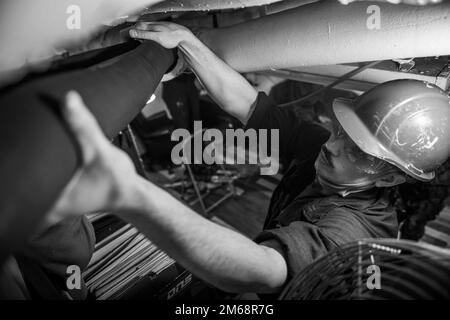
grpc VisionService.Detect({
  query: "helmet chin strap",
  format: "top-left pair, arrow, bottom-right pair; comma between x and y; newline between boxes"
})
315,175 -> 377,197
316,164 -> 403,196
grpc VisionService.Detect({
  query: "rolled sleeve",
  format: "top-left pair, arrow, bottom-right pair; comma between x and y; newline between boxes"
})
255,206 -> 386,279
256,222 -> 337,280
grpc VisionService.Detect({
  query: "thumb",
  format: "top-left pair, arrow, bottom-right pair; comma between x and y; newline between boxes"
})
129,29 -> 159,42
62,91 -> 108,162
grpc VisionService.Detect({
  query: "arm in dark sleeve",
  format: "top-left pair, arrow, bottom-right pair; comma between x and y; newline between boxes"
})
245,92 -> 329,165
0,41 -> 175,262
256,223 -> 336,284
256,208 -> 376,281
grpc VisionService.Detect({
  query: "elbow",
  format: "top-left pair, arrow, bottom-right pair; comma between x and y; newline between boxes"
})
252,246 -> 288,294
213,278 -> 283,295
211,246 -> 288,294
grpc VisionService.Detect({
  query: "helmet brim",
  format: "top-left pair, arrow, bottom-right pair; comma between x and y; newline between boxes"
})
332,97 -> 434,182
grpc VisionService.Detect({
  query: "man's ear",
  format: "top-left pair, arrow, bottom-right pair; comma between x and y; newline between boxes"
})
375,172 -> 406,188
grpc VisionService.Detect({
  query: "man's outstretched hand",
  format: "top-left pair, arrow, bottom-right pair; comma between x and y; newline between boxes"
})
45,91 -> 138,225
129,21 -> 194,49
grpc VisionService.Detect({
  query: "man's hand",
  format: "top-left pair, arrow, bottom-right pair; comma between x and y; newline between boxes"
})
45,91 -> 137,225
130,21 -> 258,124
129,21 -> 193,49
245,73 -> 285,95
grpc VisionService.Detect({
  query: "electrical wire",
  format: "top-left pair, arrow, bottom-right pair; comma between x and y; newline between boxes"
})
277,60 -> 382,107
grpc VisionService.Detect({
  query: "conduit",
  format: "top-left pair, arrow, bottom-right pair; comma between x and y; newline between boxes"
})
145,0 -> 284,13
200,1 -> 450,72
0,41 -> 174,260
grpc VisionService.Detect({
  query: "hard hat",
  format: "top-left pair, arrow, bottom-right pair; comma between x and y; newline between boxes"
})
333,79 -> 450,182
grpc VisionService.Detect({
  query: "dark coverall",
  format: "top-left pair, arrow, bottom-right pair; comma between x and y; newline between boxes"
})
246,92 -> 398,283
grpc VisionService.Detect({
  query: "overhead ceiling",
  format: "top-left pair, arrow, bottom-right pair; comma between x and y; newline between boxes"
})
145,0 -> 285,12
0,0 -> 448,86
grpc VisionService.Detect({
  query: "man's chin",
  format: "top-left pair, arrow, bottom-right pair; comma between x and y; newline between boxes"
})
315,172 -> 377,197
316,171 -> 337,186
314,174 -> 340,194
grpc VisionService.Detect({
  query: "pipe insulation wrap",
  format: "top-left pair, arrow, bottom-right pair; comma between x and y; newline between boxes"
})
0,41 -> 175,258
201,1 -> 450,72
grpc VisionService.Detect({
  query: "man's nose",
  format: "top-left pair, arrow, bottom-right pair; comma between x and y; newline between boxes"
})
324,140 -> 341,157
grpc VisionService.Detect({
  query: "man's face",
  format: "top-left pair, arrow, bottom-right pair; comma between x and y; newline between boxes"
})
314,120 -> 392,190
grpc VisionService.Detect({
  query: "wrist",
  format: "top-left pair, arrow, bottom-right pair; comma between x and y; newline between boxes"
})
113,174 -> 148,215
178,28 -> 199,50
178,30 -> 208,68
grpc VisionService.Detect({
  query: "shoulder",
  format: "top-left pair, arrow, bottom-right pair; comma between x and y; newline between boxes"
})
320,198 -> 398,239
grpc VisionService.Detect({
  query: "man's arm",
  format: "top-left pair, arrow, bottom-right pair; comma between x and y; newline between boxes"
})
123,175 -> 287,293
50,91 -> 288,294
130,22 -> 258,124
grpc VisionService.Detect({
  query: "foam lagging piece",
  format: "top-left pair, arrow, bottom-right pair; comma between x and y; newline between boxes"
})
0,41 -> 141,95
0,41 -> 175,261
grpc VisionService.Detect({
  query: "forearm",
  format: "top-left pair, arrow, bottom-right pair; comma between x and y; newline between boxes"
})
179,31 -> 257,124
118,176 -> 287,293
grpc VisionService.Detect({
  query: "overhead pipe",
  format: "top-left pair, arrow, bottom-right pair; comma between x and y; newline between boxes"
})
145,0 -> 284,13
338,0 -> 447,5
263,0 -> 319,14
199,1 -> 450,72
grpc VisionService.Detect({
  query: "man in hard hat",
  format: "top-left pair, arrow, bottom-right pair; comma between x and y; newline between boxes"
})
47,22 -> 450,295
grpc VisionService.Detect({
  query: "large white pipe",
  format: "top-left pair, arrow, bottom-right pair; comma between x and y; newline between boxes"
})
200,1 -> 450,72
